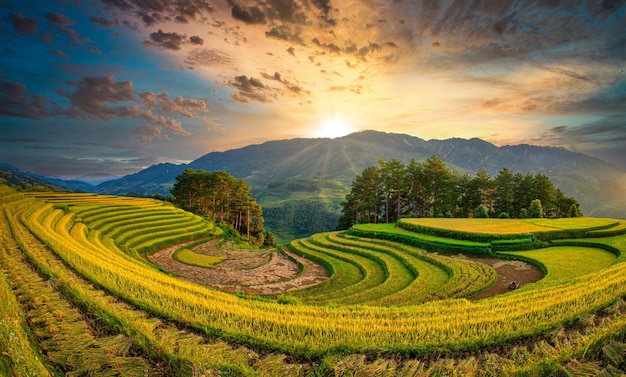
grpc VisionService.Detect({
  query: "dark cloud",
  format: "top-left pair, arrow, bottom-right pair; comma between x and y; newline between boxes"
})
90,16 -> 120,27
229,75 -> 275,103
174,0 -> 214,19
0,79 -> 58,119
60,26 -> 89,45
45,12 -> 75,26
101,0 -> 213,25
265,25 -> 305,45
52,76 -> 202,137
229,2 -> 266,24
48,49 -> 69,58
261,71 -> 308,95
145,29 -> 186,50
601,0 -> 624,10
264,0 -> 306,24
8,12 -> 40,34
138,11 -> 164,26
312,37 -> 340,53
309,0 -> 335,25
559,83 -> 626,115
189,35 -> 204,45
138,92 -> 208,117
134,124 -> 167,141
536,118 -> 626,168
100,0 -> 133,11
61,76 -> 134,117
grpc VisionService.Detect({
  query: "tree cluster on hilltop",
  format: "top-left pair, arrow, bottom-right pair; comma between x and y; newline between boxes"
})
171,169 -> 272,246
338,155 -> 582,229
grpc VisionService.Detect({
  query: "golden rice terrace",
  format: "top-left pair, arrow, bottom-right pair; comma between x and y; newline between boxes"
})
2,187 -> 626,376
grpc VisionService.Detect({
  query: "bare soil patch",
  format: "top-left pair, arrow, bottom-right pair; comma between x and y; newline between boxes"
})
460,255 -> 544,300
149,240 -> 329,295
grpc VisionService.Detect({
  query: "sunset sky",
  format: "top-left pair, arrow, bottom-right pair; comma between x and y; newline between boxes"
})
1,0 -> 625,178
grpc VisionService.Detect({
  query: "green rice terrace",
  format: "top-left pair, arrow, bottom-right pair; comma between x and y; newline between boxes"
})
2,186 -> 626,376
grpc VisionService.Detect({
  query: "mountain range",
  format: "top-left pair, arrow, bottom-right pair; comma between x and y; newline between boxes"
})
3,130 -> 625,226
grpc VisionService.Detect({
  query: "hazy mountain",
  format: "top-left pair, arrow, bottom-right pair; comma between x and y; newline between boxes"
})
72,173 -> 121,186
96,163 -> 187,197
81,130 -> 625,221
0,164 -> 71,192
4,131 -> 624,233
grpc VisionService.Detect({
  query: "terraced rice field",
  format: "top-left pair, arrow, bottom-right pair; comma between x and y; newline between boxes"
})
2,188 -> 626,376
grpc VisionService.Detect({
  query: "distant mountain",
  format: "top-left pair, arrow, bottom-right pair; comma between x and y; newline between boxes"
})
73,173 -> 121,186
81,130 -> 625,220
4,130 -> 625,233
96,163 -> 187,197
0,164 -> 71,192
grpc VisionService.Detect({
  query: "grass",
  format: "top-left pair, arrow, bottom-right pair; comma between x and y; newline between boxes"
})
502,246 -> 617,288
174,247 -> 226,268
400,217 -> 618,235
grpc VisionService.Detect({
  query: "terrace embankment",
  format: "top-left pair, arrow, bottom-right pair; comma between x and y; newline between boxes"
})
150,239 -> 543,300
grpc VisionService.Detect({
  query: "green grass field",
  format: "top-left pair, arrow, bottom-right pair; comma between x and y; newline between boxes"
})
502,246 -> 617,288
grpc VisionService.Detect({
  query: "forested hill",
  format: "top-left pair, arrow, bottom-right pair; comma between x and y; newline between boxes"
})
91,131 -> 625,218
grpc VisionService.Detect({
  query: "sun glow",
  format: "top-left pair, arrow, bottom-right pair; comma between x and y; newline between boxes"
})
315,116 -> 352,139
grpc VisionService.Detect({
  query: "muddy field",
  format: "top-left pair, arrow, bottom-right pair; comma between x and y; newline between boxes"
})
149,239 -> 543,299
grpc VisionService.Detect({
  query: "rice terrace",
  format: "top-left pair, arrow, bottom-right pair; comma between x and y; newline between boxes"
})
2,183 -> 626,376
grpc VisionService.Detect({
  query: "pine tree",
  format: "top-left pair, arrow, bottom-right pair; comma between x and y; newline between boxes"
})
528,199 -> 543,218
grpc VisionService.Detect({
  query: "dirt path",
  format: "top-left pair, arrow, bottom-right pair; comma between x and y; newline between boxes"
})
149,240 -> 329,295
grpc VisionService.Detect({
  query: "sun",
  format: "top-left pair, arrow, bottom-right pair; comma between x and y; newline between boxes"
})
315,116 -> 352,139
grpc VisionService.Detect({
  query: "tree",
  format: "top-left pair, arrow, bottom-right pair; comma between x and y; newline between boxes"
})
339,158 -> 582,226
493,168 -> 514,216
422,155 -> 454,217
533,174 -> 557,217
568,204 -> 582,218
475,204 -> 489,218
171,169 -> 266,246
379,158 -> 407,223
528,199 -> 543,218
264,232 -> 277,247
512,173 -> 534,218
337,165 -> 382,229
406,158 -> 426,217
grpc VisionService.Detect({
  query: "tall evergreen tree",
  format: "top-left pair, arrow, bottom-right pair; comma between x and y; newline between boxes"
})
493,168 -> 514,217
339,156 -> 581,226
171,169 -> 266,245
422,155 -> 454,217
528,199 -> 544,218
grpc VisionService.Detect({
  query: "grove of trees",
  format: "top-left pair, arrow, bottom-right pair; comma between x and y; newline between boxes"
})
171,169 -> 271,246
338,155 -> 582,229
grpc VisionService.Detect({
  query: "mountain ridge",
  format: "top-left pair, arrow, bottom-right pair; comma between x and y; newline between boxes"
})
3,130 -> 625,222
